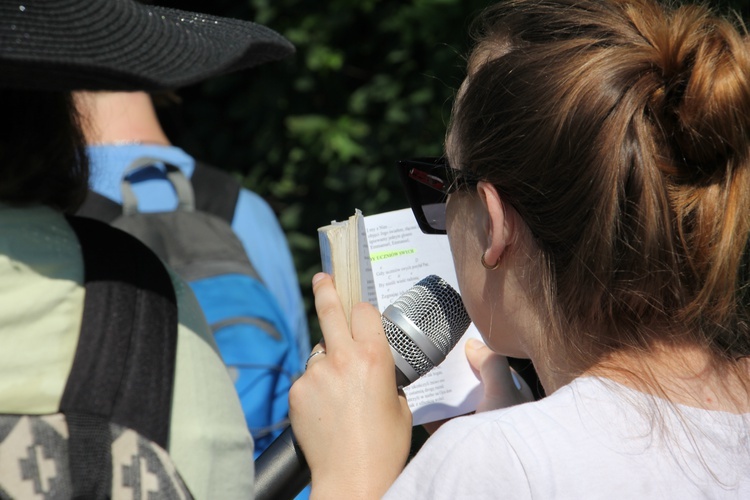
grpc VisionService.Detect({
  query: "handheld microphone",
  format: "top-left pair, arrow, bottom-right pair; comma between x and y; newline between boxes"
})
254,275 -> 471,500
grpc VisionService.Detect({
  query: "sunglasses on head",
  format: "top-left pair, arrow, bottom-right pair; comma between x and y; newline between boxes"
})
396,157 -> 481,235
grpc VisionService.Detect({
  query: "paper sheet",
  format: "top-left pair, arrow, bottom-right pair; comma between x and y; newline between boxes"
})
363,208 -> 483,425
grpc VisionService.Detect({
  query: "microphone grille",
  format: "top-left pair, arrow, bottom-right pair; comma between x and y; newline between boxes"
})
383,275 -> 471,377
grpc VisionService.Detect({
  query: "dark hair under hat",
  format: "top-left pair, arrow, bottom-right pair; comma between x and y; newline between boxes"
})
0,0 -> 294,91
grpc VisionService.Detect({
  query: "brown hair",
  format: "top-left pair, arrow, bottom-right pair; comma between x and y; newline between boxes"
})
449,0 -> 750,376
0,89 -> 89,212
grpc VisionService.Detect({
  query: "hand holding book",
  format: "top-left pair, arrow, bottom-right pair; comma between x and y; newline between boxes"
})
318,207 -> 484,425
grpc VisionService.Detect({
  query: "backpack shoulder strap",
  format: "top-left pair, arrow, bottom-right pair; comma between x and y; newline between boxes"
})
191,161 -> 241,223
76,160 -> 241,224
75,190 -> 122,224
62,215 -> 179,498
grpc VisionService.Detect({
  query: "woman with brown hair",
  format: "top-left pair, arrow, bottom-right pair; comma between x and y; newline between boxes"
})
290,0 -> 750,497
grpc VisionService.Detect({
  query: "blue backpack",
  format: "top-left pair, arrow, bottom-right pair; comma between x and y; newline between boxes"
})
77,158 -> 301,455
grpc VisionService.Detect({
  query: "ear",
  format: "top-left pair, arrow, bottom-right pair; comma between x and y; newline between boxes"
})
476,181 -> 511,267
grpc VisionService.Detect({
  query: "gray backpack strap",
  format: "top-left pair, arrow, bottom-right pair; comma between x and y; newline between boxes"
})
191,161 -> 241,224
121,157 -> 195,215
112,210 -> 261,282
76,190 -> 123,224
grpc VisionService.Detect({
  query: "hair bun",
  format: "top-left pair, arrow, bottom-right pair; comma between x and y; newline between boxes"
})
649,4 -> 750,179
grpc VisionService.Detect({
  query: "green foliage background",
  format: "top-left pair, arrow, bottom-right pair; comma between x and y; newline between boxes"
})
162,0 -> 750,345
161,0 -> 490,344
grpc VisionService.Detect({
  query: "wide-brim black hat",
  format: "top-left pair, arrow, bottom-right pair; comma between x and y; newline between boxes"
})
0,0 -> 295,91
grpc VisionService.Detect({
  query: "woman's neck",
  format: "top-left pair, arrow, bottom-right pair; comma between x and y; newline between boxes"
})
585,343 -> 750,413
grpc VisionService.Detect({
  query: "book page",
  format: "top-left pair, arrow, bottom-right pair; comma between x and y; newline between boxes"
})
355,210 -> 377,307
363,208 -> 483,425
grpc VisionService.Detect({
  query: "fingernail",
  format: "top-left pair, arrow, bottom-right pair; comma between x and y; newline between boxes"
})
466,338 -> 484,350
312,273 -> 327,285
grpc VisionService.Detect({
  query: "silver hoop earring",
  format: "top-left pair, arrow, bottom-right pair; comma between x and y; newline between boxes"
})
481,251 -> 501,270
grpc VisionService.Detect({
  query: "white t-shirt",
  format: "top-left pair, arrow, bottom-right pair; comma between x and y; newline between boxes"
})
385,376 -> 750,499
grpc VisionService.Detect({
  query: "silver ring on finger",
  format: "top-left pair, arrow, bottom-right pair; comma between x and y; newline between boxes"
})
305,349 -> 326,370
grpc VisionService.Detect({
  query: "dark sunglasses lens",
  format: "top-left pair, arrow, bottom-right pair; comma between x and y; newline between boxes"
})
422,201 -> 447,232
406,164 -> 448,233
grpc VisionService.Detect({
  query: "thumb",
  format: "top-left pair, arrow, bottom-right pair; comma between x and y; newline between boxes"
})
465,338 -> 532,412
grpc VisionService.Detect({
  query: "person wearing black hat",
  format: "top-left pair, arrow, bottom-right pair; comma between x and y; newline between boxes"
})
0,0 -> 294,498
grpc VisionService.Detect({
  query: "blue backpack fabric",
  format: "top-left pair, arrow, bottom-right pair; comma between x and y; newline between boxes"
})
76,158 -> 301,455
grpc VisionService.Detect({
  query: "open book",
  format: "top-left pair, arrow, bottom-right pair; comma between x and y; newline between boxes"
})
318,208 -> 483,425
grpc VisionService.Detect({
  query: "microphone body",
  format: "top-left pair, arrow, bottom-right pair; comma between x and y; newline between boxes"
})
254,426 -> 310,500
254,275 -> 471,500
